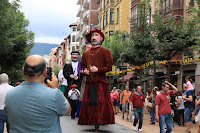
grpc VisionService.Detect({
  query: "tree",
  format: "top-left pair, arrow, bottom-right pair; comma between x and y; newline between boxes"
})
0,0 -> 35,80
121,0 -> 155,85
151,2 -> 198,82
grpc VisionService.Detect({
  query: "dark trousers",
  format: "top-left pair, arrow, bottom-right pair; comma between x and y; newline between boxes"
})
0,110 -> 9,133
69,99 -> 78,119
177,109 -> 184,125
133,108 -> 143,129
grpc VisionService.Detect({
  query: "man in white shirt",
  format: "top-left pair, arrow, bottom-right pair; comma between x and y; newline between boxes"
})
58,69 -> 68,94
0,73 -> 14,133
68,84 -> 80,119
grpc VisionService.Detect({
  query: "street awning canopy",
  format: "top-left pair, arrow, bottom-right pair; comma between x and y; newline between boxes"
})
118,72 -> 135,82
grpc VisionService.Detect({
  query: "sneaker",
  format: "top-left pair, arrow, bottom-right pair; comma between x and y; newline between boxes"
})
122,116 -> 124,119
133,126 -> 136,131
138,129 -> 142,132
126,118 -> 129,121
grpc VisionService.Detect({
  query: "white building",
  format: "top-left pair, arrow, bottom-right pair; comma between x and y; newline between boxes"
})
66,22 -> 80,60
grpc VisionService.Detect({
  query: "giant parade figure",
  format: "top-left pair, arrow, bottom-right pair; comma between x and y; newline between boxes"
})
63,51 -> 81,98
78,25 -> 115,131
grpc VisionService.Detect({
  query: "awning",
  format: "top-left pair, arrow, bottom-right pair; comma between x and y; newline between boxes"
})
118,72 -> 135,82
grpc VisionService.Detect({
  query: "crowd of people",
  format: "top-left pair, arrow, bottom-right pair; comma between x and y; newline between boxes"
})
108,76 -> 200,133
1,25 -> 200,133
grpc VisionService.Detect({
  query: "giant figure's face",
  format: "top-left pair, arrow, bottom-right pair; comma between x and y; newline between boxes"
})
71,53 -> 79,62
91,32 -> 102,45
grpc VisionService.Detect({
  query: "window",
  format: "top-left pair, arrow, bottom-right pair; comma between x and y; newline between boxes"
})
110,8 -> 114,24
169,0 -> 173,10
72,46 -> 75,51
106,10 -> 108,25
72,35 -> 75,42
109,31 -> 113,38
174,0 -> 177,9
73,27 -> 76,31
100,16 -> 102,30
166,0 -> 169,12
117,8 -> 119,24
77,28 -> 80,31
179,0 -> 182,8
162,1 -> 165,14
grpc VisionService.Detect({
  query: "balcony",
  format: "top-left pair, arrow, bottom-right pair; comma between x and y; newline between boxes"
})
81,25 -> 90,36
83,0 -> 89,9
77,0 -> 81,5
83,10 -> 89,22
76,6 -> 82,17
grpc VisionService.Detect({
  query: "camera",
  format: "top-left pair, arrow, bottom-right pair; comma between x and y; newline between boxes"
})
44,67 -> 52,83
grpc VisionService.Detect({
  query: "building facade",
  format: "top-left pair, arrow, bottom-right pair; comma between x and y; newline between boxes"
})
66,22 -> 80,60
98,0 -> 129,37
76,0 -> 99,45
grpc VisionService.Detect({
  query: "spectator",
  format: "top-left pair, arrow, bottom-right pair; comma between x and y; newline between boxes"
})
68,84 -> 80,119
120,85 -> 131,120
113,87 -> 119,114
5,55 -> 71,133
182,82 -> 195,133
130,86 -> 145,132
14,82 -> 21,86
58,69 -> 68,95
192,97 -> 200,133
184,76 -> 194,95
175,91 -> 185,126
147,87 -> 157,124
117,89 -> 121,113
129,88 -> 136,121
0,73 -> 14,133
155,81 -> 178,133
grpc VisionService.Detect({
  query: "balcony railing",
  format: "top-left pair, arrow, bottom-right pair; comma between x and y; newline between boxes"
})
83,0 -> 89,9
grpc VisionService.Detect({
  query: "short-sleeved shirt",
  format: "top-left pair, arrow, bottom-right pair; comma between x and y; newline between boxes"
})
184,90 -> 194,108
113,91 -> 119,101
130,92 -> 145,108
186,81 -> 194,90
122,90 -> 131,104
5,81 -> 69,133
155,90 -> 173,115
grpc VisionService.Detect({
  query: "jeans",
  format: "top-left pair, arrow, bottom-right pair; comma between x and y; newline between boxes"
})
150,103 -> 156,123
184,108 -> 194,123
159,114 -> 173,133
133,108 -> 143,129
0,110 -> 10,133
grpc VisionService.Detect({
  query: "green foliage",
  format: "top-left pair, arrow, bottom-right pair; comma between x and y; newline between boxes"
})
0,0 -> 35,80
52,65 -> 62,77
102,31 -> 128,66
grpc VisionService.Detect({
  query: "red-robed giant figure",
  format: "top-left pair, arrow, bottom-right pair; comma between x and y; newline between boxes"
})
78,25 -> 115,131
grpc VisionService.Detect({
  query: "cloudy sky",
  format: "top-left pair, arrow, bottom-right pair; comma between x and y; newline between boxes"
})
19,0 -> 78,44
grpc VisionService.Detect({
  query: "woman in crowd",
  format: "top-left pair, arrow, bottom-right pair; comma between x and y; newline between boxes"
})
147,87 -> 157,124
175,91 -> 185,126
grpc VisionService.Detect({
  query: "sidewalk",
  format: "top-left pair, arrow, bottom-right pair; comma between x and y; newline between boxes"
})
115,110 -> 197,133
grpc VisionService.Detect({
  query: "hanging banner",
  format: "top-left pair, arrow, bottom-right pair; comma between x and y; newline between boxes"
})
107,56 -> 200,74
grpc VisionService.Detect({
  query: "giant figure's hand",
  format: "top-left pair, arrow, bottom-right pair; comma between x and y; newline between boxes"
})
90,66 -> 98,72
84,68 -> 89,75
70,74 -> 75,79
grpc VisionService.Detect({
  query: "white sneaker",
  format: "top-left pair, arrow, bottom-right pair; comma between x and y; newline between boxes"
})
133,126 -> 136,130
139,129 -> 142,132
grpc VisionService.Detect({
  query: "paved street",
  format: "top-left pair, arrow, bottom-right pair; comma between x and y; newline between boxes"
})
60,115 -> 137,133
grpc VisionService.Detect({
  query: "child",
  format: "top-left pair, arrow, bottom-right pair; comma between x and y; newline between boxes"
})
184,76 -> 194,95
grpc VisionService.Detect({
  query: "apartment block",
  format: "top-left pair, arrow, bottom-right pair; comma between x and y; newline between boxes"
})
98,0 -> 129,37
76,0 -> 99,45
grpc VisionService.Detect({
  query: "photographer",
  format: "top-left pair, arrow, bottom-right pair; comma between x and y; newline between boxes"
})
68,84 -> 80,119
5,55 -> 71,133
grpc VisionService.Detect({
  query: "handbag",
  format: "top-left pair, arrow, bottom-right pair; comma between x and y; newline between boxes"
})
147,102 -> 153,108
